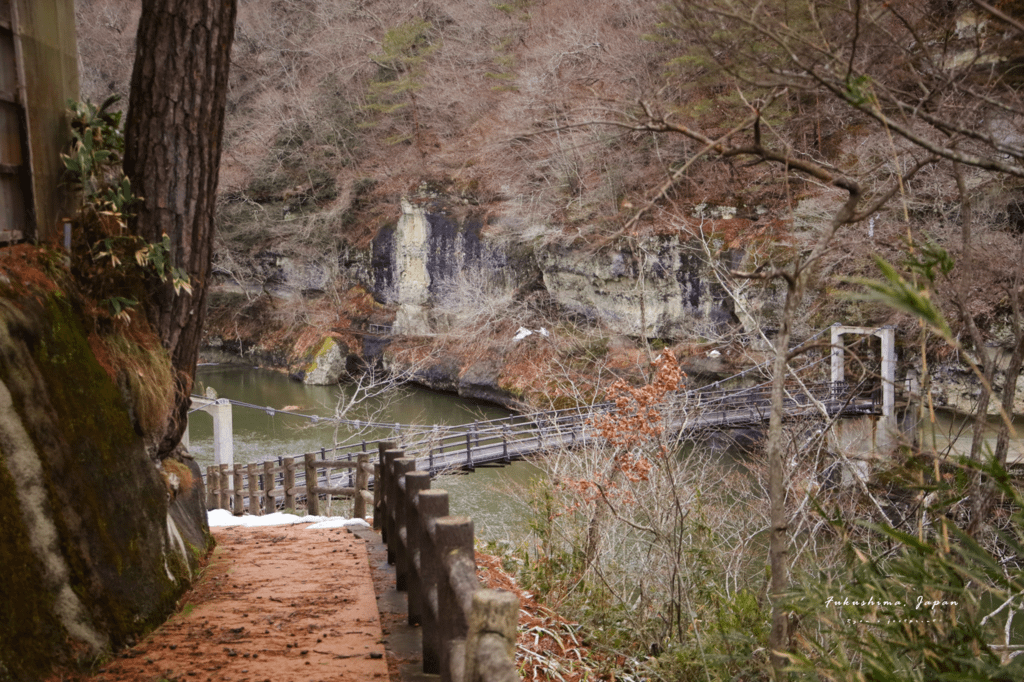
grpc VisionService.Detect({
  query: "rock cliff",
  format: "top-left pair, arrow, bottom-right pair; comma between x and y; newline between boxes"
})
205,194 -> 771,401
0,254 -> 210,681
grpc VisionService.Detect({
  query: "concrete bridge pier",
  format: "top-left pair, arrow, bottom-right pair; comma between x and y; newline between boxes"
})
828,324 -> 899,482
185,397 -> 234,488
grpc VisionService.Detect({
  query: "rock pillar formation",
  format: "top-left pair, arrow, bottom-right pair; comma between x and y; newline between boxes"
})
393,198 -> 433,336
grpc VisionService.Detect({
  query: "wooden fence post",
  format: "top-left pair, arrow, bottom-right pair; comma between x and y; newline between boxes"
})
233,464 -> 244,515
206,466 -> 217,510
434,516 -> 477,682
247,462 -> 259,515
263,460 -> 275,513
375,441 -> 396,530
465,590 -> 519,682
383,448 -> 404,561
218,463 -> 230,510
354,452 -> 370,519
283,457 -> 296,510
418,489 -> 450,675
404,470 -> 431,624
304,453 -> 319,516
393,457 -> 417,591
368,445 -> 519,682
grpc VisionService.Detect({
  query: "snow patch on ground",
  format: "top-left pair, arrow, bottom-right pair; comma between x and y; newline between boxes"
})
208,509 -> 370,529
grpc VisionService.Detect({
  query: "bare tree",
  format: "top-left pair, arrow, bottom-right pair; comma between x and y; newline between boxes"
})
529,1 -> 1024,671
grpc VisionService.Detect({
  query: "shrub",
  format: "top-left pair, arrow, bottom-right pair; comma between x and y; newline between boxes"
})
785,457 -> 1024,681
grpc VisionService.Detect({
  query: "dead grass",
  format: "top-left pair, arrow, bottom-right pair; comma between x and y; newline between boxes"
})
0,245 -> 64,297
161,457 -> 196,495
0,244 -> 177,445
95,328 -> 175,440
476,550 -> 607,682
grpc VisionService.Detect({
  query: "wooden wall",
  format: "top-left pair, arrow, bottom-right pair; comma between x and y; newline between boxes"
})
1,0 -> 79,243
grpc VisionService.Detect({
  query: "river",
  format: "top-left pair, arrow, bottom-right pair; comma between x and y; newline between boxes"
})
187,365 -> 543,542
187,365 -> 1024,546
927,411 -> 1024,463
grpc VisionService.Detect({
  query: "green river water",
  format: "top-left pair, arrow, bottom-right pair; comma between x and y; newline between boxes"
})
186,365 -> 1024,547
187,365 -> 543,542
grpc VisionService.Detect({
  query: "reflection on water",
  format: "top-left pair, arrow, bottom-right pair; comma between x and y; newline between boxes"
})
432,461 -> 545,544
188,365 -> 542,540
188,365 -> 511,464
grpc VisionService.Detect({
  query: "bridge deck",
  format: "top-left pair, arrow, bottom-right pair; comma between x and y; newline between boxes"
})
228,383 -> 879,500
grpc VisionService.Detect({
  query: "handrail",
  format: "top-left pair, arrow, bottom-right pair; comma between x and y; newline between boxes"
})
205,451 -> 374,517
377,442 -> 519,682
200,380 -> 874,486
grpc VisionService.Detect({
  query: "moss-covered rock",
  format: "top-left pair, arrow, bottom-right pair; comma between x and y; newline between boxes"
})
0,290 -> 209,681
298,336 -> 350,385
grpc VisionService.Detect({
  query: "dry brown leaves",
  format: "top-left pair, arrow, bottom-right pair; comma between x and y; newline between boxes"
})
476,551 -> 610,682
0,244 -> 62,296
552,349 -> 685,508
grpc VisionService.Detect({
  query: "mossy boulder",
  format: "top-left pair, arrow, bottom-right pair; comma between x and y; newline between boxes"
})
298,336 -> 350,385
0,292 -> 209,681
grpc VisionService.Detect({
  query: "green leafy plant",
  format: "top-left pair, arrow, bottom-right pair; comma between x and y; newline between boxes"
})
63,95 -> 128,204
817,233 -> 1024,680
62,97 -> 192,321
846,255 -> 952,341
844,240 -> 956,342
362,20 -> 438,146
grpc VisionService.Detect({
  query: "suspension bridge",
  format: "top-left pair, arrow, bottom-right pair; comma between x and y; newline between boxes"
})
195,324 -> 894,501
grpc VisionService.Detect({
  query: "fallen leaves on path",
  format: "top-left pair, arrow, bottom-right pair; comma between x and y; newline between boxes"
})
50,525 -> 388,682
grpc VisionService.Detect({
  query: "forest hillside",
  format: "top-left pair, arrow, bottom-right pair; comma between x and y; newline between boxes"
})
76,0 -> 1024,408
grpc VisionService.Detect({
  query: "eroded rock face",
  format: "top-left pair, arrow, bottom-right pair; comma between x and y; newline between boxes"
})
0,294 -> 209,681
392,199 -> 433,335
208,197 -> 787,405
373,200 -> 755,340
458,355 -> 514,407
928,362 -> 1024,416
536,238 -> 744,338
372,197 -> 516,335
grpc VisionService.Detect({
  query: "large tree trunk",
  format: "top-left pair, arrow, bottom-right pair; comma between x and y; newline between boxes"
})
123,0 -> 237,457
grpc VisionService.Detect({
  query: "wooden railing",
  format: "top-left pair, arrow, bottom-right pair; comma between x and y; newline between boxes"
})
376,441 -> 519,682
206,450 -> 374,517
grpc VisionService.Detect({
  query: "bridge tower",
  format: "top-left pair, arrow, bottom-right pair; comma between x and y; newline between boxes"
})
830,324 -> 896,418
828,324 -> 899,481
185,396 -> 234,487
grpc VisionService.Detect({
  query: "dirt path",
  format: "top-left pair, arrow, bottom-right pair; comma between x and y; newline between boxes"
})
79,524 -> 388,682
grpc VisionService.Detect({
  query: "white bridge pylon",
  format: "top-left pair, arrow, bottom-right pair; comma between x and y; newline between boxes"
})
185,397 -> 234,486
830,323 -> 896,420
